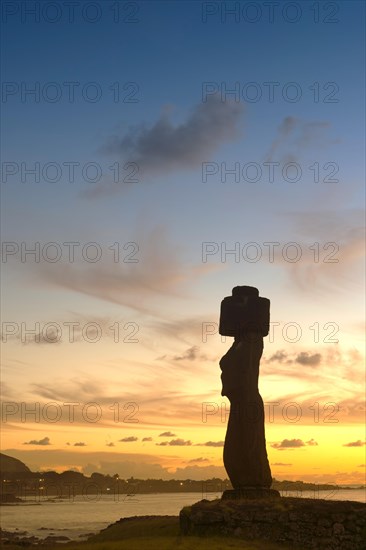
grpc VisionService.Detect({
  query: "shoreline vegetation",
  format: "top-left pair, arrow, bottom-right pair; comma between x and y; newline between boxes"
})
1,475 -> 363,503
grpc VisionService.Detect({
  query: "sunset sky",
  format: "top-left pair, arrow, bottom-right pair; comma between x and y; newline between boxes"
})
1,1 -> 365,486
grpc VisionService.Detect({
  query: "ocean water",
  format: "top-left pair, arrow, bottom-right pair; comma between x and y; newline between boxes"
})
1,490 -> 365,541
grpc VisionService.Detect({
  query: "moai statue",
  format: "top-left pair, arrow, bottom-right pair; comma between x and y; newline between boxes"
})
219,286 -> 280,499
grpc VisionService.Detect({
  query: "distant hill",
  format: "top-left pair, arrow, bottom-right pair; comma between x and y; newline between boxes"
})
0,453 -> 31,473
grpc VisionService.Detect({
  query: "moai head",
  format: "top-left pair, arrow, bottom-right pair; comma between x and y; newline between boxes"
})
219,286 -> 270,339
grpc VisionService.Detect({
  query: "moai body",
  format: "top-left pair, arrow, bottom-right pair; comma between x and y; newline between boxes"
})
219,286 -> 280,499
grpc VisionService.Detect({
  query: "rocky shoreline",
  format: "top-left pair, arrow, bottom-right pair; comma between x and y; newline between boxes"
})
0,516 -> 177,546
0,528 -> 95,546
0,517 -> 176,546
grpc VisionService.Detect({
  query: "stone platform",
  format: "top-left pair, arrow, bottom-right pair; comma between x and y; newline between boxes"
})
222,487 -> 281,500
179,496 -> 366,549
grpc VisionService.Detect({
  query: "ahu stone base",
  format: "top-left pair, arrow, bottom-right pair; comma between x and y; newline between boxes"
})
222,487 -> 281,500
179,496 -> 366,550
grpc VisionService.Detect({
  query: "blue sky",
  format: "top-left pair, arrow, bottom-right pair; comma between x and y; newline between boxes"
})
1,1 -> 365,482
2,2 -> 364,241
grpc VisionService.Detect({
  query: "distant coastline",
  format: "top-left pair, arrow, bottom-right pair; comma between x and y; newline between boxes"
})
1,473 -> 364,502
1,453 -> 364,501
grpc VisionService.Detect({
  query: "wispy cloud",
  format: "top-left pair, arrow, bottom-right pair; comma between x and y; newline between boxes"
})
157,346 -> 209,363
271,438 -> 318,450
30,377 -> 108,403
119,437 -> 138,443
173,346 -> 207,361
296,352 -> 322,366
197,441 -> 224,447
101,95 -> 243,178
266,116 -> 298,161
281,210 -> 364,294
266,350 -> 321,367
8,354 -> 365,433
156,439 -> 192,446
265,116 -> 335,162
151,317 -> 215,347
343,440 -> 365,447
23,437 -> 51,446
262,347 -> 365,400
30,225 -> 219,315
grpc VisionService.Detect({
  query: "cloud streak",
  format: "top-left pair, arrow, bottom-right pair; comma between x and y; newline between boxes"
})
282,210 -> 364,295
197,441 -> 225,447
266,350 -> 322,367
265,116 -> 335,162
271,438 -> 318,450
156,438 -> 192,446
29,225 -> 219,316
101,95 -> 243,178
23,437 -> 51,446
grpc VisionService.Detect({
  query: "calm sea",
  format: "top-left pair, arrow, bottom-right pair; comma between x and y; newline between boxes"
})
1,490 -> 365,541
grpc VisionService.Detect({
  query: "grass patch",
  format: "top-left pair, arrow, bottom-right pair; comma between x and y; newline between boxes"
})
62,539 -> 293,550
2,516 -> 295,550
89,516 -> 179,542
67,516 -> 293,550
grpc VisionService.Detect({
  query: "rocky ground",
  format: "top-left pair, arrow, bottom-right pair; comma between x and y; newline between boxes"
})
0,528 -> 95,546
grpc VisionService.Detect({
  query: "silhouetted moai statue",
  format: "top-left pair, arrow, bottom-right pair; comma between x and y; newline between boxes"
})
219,286 -> 280,499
